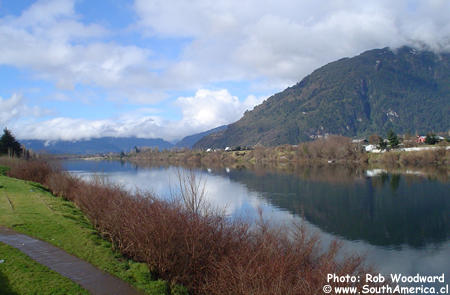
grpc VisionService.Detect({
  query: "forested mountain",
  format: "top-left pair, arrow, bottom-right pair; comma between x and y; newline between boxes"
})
195,46 -> 450,148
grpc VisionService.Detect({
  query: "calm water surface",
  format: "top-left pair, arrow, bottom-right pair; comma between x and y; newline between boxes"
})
63,159 -> 449,285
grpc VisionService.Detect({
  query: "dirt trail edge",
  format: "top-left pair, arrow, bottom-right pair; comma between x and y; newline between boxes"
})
0,226 -> 143,295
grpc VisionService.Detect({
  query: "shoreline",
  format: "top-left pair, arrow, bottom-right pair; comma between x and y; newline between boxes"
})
0,157 -> 376,294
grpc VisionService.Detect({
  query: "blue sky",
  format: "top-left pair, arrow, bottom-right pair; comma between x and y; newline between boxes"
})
0,0 -> 448,142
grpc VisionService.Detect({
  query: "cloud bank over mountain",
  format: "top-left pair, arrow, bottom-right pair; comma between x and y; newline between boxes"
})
0,0 -> 448,141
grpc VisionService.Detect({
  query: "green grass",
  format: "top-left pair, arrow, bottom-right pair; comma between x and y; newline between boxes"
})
0,242 -> 88,295
0,175 -> 174,294
0,166 -> 9,176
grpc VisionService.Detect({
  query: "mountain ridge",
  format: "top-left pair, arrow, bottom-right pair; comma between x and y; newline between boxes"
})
175,125 -> 228,148
195,46 -> 450,148
21,125 -> 230,154
22,137 -> 173,155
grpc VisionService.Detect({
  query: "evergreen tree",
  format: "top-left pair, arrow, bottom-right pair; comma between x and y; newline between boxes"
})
378,137 -> 387,150
0,128 -> 22,157
387,130 -> 399,148
425,133 -> 438,145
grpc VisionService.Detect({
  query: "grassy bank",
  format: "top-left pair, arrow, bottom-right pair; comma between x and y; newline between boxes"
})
0,242 -> 89,295
0,167 -> 172,294
0,157 -> 378,294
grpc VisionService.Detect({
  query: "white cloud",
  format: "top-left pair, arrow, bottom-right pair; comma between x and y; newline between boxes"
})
12,89 -> 263,141
14,116 -> 162,141
0,0 -> 159,101
134,0 -> 450,87
3,0 -> 448,100
176,89 -> 241,128
172,89 -> 264,136
2,0 -> 449,97
0,93 -> 49,127
2,0 -> 450,141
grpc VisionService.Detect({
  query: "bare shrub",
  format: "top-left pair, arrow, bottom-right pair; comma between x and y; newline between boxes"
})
294,136 -> 362,163
0,157 -> 55,183
45,171 -> 79,198
202,221 -> 367,295
378,152 -> 400,167
176,168 -> 207,216
2,158 -> 376,294
399,149 -> 448,166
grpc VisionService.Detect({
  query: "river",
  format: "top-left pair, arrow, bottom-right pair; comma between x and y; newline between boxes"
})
63,159 -> 449,288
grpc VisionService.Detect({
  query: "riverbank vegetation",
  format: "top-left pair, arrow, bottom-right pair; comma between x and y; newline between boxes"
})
124,135 -> 449,170
368,148 -> 448,167
0,157 -> 377,294
126,136 -> 365,166
0,162 -> 175,295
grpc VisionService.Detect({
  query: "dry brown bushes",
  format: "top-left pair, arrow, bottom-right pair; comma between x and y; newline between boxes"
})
294,136 -> 364,163
0,157 -> 374,294
372,148 -> 449,167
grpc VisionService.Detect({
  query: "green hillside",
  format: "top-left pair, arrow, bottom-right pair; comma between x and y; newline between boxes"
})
195,46 -> 450,148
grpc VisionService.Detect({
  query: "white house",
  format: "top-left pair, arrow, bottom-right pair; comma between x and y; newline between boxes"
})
364,144 -> 383,153
364,144 -> 377,152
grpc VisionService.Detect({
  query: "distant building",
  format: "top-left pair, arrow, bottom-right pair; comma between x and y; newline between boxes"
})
416,136 -> 426,143
364,144 -> 383,153
364,144 -> 377,152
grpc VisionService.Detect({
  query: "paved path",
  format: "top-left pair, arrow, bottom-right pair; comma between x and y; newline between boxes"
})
0,226 -> 143,295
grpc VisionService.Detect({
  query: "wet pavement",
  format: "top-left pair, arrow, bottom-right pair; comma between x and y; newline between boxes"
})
0,226 -> 143,295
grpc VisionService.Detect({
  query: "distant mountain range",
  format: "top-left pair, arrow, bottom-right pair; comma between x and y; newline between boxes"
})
21,126 -> 228,154
22,137 -> 173,155
175,125 -> 227,148
195,46 -> 450,148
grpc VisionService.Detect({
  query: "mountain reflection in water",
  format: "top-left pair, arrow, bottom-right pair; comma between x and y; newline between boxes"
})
220,168 -> 449,248
63,159 -> 449,279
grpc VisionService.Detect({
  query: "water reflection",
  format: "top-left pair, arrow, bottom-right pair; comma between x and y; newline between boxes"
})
218,169 -> 449,248
63,160 -> 449,279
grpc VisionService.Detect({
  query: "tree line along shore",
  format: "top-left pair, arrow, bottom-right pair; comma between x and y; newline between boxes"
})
0,127 -> 448,169
121,134 -> 449,169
